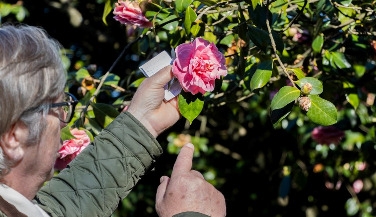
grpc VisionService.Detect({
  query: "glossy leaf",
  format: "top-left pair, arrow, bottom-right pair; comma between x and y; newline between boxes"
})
175,0 -> 193,13
250,60 -> 273,90
307,95 -> 337,126
184,6 -> 197,34
191,22 -> 204,37
270,86 -> 300,110
91,102 -> 120,128
103,73 -> 120,86
295,77 -> 323,95
289,68 -> 305,79
312,33 -> 324,53
197,0 -> 217,6
331,51 -> 351,69
178,94 -> 204,124
76,68 -> 90,82
247,26 -> 270,52
346,93 -> 359,109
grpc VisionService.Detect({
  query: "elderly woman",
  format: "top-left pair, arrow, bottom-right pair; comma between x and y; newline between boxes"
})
0,25 -> 226,217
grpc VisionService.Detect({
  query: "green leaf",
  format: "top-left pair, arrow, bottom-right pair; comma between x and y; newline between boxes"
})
271,31 -> 284,53
178,94 -> 204,124
346,93 -> 359,109
312,33 -> 324,53
130,77 -> 145,88
331,51 -> 351,69
250,60 -> 273,90
191,22 -> 204,37
103,73 -> 120,86
76,68 -> 91,83
289,68 -> 305,79
197,0 -> 217,6
247,25 -> 270,52
91,102 -> 120,128
270,101 -> 294,128
307,95 -> 337,126
184,6 -> 197,34
203,32 -> 217,43
295,77 -> 323,95
159,15 -> 179,31
175,0 -> 193,13
15,6 -> 27,22
60,125 -> 75,141
220,34 -> 234,46
102,0 -> 113,26
251,0 -> 261,9
270,86 -> 300,110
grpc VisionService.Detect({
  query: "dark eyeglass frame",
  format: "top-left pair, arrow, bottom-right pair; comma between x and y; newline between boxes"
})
50,92 -> 78,123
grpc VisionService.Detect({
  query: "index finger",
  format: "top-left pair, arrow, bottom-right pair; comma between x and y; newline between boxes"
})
171,143 -> 194,178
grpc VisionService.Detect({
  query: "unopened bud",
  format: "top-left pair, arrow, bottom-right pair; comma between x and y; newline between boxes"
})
301,82 -> 313,95
298,96 -> 311,112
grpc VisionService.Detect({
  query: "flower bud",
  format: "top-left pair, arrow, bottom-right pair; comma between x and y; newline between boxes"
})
301,82 -> 313,95
298,96 -> 311,112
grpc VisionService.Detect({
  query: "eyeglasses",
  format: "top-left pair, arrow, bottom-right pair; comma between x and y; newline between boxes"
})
50,92 -> 78,123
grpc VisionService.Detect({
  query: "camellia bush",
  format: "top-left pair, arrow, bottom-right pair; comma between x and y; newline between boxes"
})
1,0 -> 376,216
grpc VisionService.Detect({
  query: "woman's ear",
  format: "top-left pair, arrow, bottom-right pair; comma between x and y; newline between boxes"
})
0,121 -> 28,163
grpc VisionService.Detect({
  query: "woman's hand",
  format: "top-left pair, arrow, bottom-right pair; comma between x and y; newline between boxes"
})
127,65 -> 180,137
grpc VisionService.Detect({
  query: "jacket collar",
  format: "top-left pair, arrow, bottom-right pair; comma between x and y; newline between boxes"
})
0,184 -> 49,217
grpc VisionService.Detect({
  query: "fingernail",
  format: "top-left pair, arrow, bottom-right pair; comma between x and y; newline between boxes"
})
185,143 -> 194,149
160,176 -> 165,183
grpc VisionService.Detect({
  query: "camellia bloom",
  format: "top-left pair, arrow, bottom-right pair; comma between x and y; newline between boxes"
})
113,0 -> 152,28
311,126 -> 344,145
54,128 -> 91,170
172,38 -> 227,95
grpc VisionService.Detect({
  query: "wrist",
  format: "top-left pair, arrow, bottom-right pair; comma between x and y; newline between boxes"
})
126,108 -> 158,138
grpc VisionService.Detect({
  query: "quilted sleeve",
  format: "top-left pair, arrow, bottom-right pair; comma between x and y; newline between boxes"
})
35,112 -> 163,217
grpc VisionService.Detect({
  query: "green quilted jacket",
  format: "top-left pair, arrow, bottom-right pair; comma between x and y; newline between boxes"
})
0,112 -> 208,217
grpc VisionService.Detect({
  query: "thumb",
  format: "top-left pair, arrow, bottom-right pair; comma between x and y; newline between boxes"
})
148,65 -> 173,87
156,176 -> 170,202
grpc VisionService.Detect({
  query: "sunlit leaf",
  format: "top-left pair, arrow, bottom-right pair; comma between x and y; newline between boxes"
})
289,68 -> 305,79
184,6 -> 197,34
178,94 -> 204,124
270,86 -> 300,110
307,95 -> 337,126
103,73 -> 120,86
129,77 -> 145,88
175,0 -> 193,13
331,51 -> 351,69
76,68 -> 91,83
203,31 -> 217,43
191,22 -> 204,37
102,0 -> 113,25
250,60 -> 273,90
346,93 -> 359,109
220,34 -> 234,46
60,125 -> 75,141
312,33 -> 324,53
295,77 -> 323,95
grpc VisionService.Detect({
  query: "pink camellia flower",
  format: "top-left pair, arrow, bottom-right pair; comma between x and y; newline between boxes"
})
311,126 -> 344,145
172,38 -> 227,95
54,128 -> 90,170
113,0 -> 152,28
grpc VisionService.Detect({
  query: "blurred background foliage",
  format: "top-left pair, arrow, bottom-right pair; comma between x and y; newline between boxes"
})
1,0 -> 376,216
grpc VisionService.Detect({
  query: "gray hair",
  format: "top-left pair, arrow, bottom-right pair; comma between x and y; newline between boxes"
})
0,24 -> 66,176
